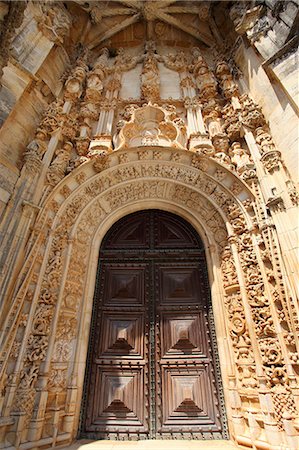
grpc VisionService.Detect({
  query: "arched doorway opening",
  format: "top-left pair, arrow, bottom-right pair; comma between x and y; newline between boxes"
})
80,210 -> 227,440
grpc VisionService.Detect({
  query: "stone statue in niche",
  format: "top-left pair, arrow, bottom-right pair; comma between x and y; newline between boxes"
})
141,41 -> 160,102
212,133 -> 234,169
191,47 -> 217,99
255,127 -> 276,155
46,141 -> 73,186
230,142 -> 253,173
85,48 -> 109,103
64,55 -> 88,101
26,129 -> 48,158
215,60 -> 239,99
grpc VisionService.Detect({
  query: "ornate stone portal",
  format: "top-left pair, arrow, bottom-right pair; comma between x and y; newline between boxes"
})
0,1 -> 298,449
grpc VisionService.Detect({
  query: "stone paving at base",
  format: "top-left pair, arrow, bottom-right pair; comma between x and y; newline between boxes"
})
60,439 -> 240,450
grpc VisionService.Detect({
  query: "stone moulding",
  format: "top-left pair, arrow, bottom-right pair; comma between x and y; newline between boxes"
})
0,147 -> 298,450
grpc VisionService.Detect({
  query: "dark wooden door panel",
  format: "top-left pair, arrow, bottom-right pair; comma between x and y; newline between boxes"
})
98,313 -> 144,359
160,312 -> 210,359
157,265 -> 207,305
87,366 -> 147,432
103,266 -> 146,306
160,365 -> 222,431
81,210 -> 226,440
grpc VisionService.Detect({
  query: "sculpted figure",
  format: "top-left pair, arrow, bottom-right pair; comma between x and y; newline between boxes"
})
212,134 -> 234,168
240,94 -> 266,128
85,48 -> 109,103
212,133 -> 230,153
216,60 -> 239,98
255,127 -> 276,155
191,47 -> 217,99
36,4 -> 71,45
114,47 -> 141,72
26,129 -> 48,158
162,50 -> 188,72
141,41 -> 160,102
64,57 -> 88,101
231,142 -> 252,171
23,129 -> 48,175
47,142 -> 73,186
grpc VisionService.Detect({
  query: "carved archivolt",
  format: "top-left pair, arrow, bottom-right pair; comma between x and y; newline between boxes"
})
1,144 -> 298,449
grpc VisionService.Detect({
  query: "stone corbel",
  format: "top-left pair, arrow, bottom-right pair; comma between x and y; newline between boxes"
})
188,133 -> 214,156
88,137 -> 112,172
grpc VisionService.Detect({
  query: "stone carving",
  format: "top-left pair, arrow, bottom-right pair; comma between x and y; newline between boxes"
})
240,94 -> 266,129
40,99 -> 64,135
230,142 -> 253,174
3,140 -> 297,447
141,41 -> 160,102
161,50 -> 190,73
112,47 -> 141,73
0,1 -> 26,84
26,129 -> 48,159
230,3 -> 263,36
255,127 -> 282,173
1,30 -> 298,449
201,98 -> 222,137
114,104 -> 186,150
48,368 -> 67,391
23,129 -> 48,175
35,3 -> 72,45
64,55 -> 88,101
46,142 -> 73,186
212,133 -> 234,169
286,181 -> 299,206
191,48 -> 217,99
255,127 -> 276,155
85,48 -> 109,104
221,103 -> 242,140
215,60 -> 239,99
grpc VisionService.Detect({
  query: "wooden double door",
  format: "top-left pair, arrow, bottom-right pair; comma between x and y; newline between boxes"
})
82,210 -> 226,440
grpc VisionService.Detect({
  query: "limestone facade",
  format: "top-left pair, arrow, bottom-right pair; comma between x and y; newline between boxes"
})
0,1 -> 298,449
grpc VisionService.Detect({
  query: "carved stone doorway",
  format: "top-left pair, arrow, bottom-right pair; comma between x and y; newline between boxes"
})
80,210 -> 227,440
